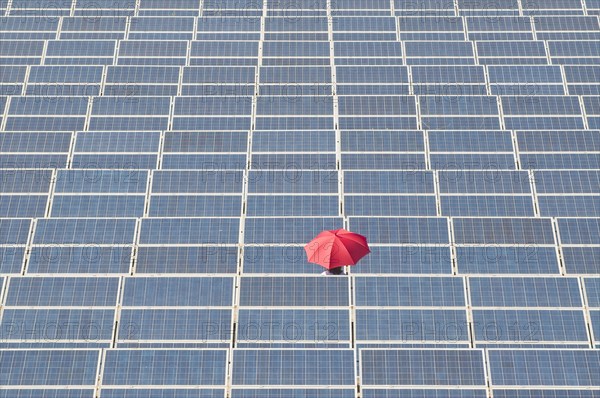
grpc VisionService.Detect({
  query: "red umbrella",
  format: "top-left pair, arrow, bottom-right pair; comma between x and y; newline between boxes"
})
304,228 -> 371,270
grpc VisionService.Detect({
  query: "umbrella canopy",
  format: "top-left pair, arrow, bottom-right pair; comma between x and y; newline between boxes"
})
304,228 -> 371,270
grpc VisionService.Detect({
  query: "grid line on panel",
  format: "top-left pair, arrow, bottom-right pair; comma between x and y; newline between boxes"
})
83,97 -> 93,132
130,218 -> 142,276
552,217 -> 567,276
528,170 -> 541,217
21,219 -> 37,276
449,218 -> 458,276
424,130 -> 431,171
462,16 -> 468,41
66,131 -> 77,169
531,17 -> 538,40
416,95 -> 422,130
579,96 -> 590,130
44,169 -> 58,218
484,67 -> 492,97
40,40 -> 49,65
124,16 -> 132,40
578,277 -> 595,348
433,171 -> 442,216
167,96 -> 175,132
93,348 -> 103,396
143,171 -> 153,217
511,130 -> 521,170
156,131 -> 166,170
0,96 -> 10,131
110,276 -> 125,349
69,0 -> 76,17
113,40 -> 120,66
497,96 -> 506,131
20,66 -> 31,96
55,17 -> 63,41
543,40 -> 552,65
99,65 -> 108,97
483,348 -> 493,396
464,276 -> 475,349
560,65 -> 570,95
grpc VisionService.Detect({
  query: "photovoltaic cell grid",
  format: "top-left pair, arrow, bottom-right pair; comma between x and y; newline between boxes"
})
0,0 -> 599,396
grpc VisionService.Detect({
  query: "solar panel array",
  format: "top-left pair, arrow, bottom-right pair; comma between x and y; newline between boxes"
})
0,0 -> 599,397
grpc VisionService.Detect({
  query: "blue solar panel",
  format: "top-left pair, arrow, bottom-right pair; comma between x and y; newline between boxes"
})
585,278 -> 600,307
457,247 -> 560,274
470,277 -> 582,307
0,391 -> 94,398
1,309 -> 115,345
34,219 -> 136,245
349,217 -> 449,244
232,349 -> 355,385
244,218 -> 343,244
362,391 -> 487,398
357,309 -> 469,342
355,277 -> 464,306
558,218 -> 600,244
0,350 -> 99,385
6,277 -> 119,306
123,277 -> 233,306
361,349 -> 486,386
453,218 -> 555,244
101,391 -> 224,398
237,309 -> 350,342
231,390 -> 355,398
493,391 -> 600,398
488,350 -> 600,386
473,310 -> 588,343
352,246 -> 452,274
118,309 -> 232,342
102,350 -> 227,386
239,277 -> 349,307
135,247 -> 238,274
139,218 -> 239,244
27,246 -> 131,274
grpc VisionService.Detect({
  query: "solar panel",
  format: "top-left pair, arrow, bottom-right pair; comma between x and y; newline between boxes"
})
0,350 -> 99,385
237,309 -> 350,342
0,391 -> 95,398
356,309 -> 469,342
457,247 -> 560,274
361,349 -> 486,386
232,349 -> 355,385
135,247 -> 238,274
469,277 -> 582,307
118,309 -> 232,343
122,277 -> 233,306
102,349 -> 227,386
6,277 -> 119,306
488,350 -> 600,386
362,391 -> 487,398
355,277 -> 465,306
1,309 -> 115,345
100,391 -> 224,398
239,277 -> 349,307
231,390 -> 355,398
473,310 -> 588,344
27,246 -> 132,274
352,246 -> 452,274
